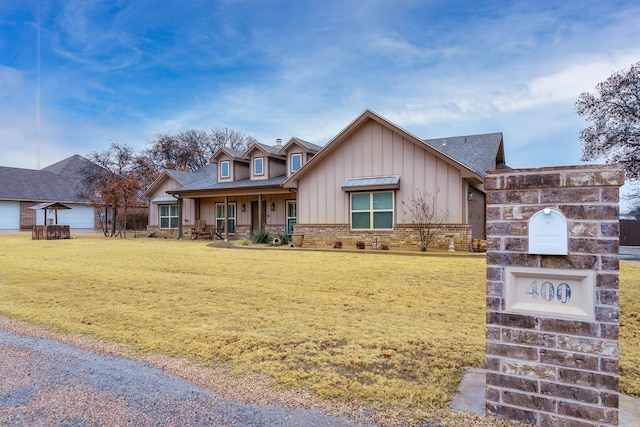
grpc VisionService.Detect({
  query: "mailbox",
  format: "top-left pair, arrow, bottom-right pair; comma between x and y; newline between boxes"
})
528,208 -> 568,255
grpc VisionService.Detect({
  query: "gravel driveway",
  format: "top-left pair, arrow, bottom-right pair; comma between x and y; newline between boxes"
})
0,322 -> 380,427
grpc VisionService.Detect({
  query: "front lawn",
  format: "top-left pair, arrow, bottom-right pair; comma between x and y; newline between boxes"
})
0,233 -> 638,424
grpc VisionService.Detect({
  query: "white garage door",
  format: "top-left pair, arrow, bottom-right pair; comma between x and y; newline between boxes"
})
36,204 -> 95,229
0,201 -> 20,230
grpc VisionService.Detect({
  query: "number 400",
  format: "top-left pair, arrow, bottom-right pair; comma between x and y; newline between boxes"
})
525,281 -> 571,304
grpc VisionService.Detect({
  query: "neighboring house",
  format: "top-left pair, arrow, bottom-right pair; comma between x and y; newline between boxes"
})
142,109 -> 507,249
0,155 -> 98,231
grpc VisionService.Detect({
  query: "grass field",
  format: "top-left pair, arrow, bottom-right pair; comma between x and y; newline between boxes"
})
0,233 -> 639,424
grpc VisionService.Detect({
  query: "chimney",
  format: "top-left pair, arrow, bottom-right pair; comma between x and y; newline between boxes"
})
275,138 -> 283,148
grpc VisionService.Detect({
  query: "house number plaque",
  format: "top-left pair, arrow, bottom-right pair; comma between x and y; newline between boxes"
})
505,267 -> 595,321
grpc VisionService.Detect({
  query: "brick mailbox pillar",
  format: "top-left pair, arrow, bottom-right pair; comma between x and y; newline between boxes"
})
484,165 -> 624,426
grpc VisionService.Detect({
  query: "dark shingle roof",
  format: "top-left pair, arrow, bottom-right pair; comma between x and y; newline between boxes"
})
41,154 -> 97,181
423,132 -> 506,177
0,166 -> 87,202
166,163 -> 217,186
171,174 -> 287,193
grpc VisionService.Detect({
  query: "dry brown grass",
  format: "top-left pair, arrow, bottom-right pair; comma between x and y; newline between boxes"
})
0,232 -> 638,425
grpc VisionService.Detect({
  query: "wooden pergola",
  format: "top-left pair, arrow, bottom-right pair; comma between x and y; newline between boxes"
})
29,202 -> 72,239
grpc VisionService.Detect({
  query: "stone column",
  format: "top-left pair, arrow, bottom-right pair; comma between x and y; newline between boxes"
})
484,165 -> 624,426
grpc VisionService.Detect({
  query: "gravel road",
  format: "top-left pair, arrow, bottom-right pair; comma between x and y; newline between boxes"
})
0,319 -> 383,427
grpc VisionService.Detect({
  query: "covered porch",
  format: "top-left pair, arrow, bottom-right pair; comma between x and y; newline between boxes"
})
169,186 -> 297,241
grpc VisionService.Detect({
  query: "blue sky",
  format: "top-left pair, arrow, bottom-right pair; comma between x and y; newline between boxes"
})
1,1 -> 639,207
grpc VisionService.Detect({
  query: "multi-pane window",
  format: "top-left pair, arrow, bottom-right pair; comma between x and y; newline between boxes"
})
254,157 -> 264,176
291,153 -> 302,173
215,203 -> 236,234
351,192 -> 393,229
220,161 -> 230,178
159,204 -> 178,229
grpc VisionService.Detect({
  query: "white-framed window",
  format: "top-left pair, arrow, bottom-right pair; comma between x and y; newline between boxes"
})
159,204 -> 179,229
351,192 -> 394,230
286,200 -> 296,234
254,157 -> 264,176
215,203 -> 236,234
291,153 -> 302,173
220,161 -> 230,178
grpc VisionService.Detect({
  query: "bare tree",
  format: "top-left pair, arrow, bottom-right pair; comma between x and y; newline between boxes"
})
140,127 -> 258,175
83,142 -> 142,237
576,61 -> 640,180
402,188 -> 449,251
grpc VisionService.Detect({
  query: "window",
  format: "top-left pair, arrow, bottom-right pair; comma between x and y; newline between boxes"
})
220,161 -> 230,178
159,204 -> 179,229
351,192 -> 393,229
286,201 -> 296,234
254,157 -> 264,176
215,203 -> 236,234
291,153 -> 302,173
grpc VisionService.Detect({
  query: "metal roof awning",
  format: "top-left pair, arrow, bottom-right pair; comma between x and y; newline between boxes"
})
341,175 -> 401,191
151,196 -> 179,203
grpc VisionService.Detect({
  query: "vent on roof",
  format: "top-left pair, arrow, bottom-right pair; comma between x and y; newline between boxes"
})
275,138 -> 282,148
442,138 -> 447,146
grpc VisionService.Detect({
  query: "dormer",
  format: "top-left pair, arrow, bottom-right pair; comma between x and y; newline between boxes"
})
278,137 -> 322,177
210,147 -> 249,182
242,143 -> 286,180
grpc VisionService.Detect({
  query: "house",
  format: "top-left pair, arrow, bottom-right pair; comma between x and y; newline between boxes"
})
142,109 -> 506,249
0,155 -> 99,231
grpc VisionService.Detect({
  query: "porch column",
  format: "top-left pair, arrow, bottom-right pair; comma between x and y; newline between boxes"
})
224,195 -> 229,242
258,194 -> 263,232
177,196 -> 183,239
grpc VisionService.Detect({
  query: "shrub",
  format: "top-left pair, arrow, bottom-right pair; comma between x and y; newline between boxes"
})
355,241 -> 365,249
277,233 -> 290,245
381,244 -> 389,250
333,241 -> 343,249
148,232 -> 157,238
252,231 -> 272,244
239,239 -> 251,246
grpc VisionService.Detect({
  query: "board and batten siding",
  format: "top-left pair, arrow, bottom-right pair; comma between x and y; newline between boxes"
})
147,178 -> 194,228
296,120 -> 463,225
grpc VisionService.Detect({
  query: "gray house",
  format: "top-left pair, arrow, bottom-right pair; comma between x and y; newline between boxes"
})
0,155 -> 98,231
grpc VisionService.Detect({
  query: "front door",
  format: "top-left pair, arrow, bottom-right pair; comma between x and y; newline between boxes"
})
250,200 -> 267,234
286,200 -> 296,235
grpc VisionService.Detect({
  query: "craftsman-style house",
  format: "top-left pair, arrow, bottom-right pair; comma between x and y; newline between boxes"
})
142,109 -> 506,250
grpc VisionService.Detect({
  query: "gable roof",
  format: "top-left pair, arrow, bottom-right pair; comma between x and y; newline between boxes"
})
423,132 -> 506,178
243,142 -> 285,159
210,146 -> 247,162
283,109 -> 488,188
278,137 -> 322,155
141,163 -> 217,199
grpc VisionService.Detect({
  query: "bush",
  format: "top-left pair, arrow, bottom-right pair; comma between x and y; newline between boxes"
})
333,241 -> 343,249
148,232 -> 157,238
277,233 -> 290,245
239,239 -> 251,246
355,241 -> 365,249
252,230 -> 272,244
381,244 -> 389,250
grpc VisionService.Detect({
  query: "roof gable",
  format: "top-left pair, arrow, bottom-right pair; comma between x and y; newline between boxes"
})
242,142 -> 285,159
141,163 -> 217,199
278,137 -> 322,155
283,109 -> 484,187
211,147 -> 246,163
